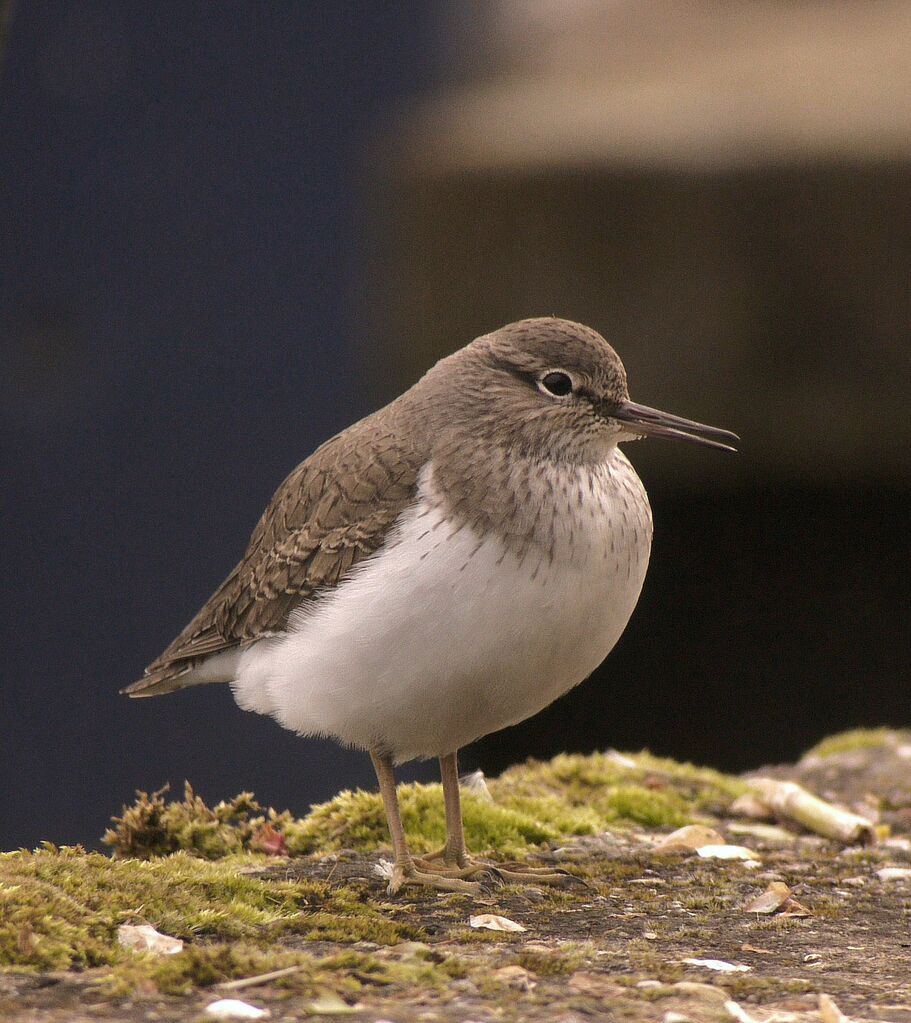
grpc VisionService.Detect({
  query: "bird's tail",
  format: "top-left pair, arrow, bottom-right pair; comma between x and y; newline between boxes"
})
120,664 -> 193,698
121,647 -> 240,697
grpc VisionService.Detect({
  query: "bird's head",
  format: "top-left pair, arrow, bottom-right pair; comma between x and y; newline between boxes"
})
431,317 -> 737,463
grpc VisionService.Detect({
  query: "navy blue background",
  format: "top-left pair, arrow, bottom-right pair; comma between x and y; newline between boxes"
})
1,3 -> 444,849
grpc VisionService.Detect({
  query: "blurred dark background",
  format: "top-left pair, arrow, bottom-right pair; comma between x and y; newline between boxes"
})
2,2 -> 909,851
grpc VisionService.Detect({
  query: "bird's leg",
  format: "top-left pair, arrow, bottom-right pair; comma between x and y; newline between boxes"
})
414,751 -> 474,872
369,751 -> 481,896
415,750 -> 579,888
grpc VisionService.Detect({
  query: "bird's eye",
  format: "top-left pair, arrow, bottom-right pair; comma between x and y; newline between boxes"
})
539,371 -> 574,398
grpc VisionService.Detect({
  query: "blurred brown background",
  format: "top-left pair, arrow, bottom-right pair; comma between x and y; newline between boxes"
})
362,1 -> 911,776
1,1 -> 908,849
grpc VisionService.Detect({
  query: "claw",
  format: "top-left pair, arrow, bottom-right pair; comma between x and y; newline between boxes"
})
490,865 -> 584,888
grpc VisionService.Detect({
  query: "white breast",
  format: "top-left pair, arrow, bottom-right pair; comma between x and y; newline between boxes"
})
231,452 -> 652,762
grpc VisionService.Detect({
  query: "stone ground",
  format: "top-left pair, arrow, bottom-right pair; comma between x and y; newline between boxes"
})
4,732 -> 911,1022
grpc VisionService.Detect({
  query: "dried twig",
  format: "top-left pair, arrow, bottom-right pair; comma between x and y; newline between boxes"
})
217,965 -> 304,991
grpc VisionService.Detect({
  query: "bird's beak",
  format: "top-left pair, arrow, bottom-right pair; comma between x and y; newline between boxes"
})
612,401 -> 739,452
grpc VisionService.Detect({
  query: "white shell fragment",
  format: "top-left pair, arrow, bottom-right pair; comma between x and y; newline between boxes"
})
203,1000 -> 270,1020
116,923 -> 183,956
696,844 -> 761,867
684,958 -> 751,973
469,913 -> 527,932
876,866 -> 911,881
372,859 -> 395,881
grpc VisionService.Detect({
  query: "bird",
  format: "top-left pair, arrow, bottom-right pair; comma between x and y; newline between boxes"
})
123,317 -> 737,894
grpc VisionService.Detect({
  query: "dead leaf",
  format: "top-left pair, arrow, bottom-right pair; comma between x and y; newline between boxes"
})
469,913 -> 526,932
779,897 -> 811,917
249,823 -> 288,856
744,881 -> 811,917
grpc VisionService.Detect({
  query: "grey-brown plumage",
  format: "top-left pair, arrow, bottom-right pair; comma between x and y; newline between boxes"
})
125,318 -> 622,696
124,317 -> 734,699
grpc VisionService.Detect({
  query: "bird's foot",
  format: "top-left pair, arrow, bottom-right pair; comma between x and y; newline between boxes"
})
411,855 -> 496,881
385,859 -> 488,896
413,852 -> 580,888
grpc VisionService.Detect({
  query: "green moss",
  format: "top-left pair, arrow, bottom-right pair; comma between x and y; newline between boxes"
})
804,727 -> 903,759
491,751 -> 744,823
514,945 -> 584,977
1,748 -> 754,987
103,749 -> 746,867
285,784 -> 597,858
103,943 -> 466,999
107,944 -> 309,997
0,846 -> 412,973
290,750 -> 744,856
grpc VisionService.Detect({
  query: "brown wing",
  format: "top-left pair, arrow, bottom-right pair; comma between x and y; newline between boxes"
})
123,401 -> 424,696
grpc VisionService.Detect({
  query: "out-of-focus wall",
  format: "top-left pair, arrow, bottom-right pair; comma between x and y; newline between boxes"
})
368,0 -> 911,487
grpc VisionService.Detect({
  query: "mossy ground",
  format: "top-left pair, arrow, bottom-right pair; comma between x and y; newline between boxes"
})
803,726 -> 901,759
3,734 -> 910,1022
104,748 -> 746,862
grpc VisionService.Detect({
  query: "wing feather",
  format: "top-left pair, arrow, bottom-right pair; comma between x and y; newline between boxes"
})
123,401 -> 425,696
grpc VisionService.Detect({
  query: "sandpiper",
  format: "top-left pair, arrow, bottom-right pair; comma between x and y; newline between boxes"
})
124,318 -> 737,893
